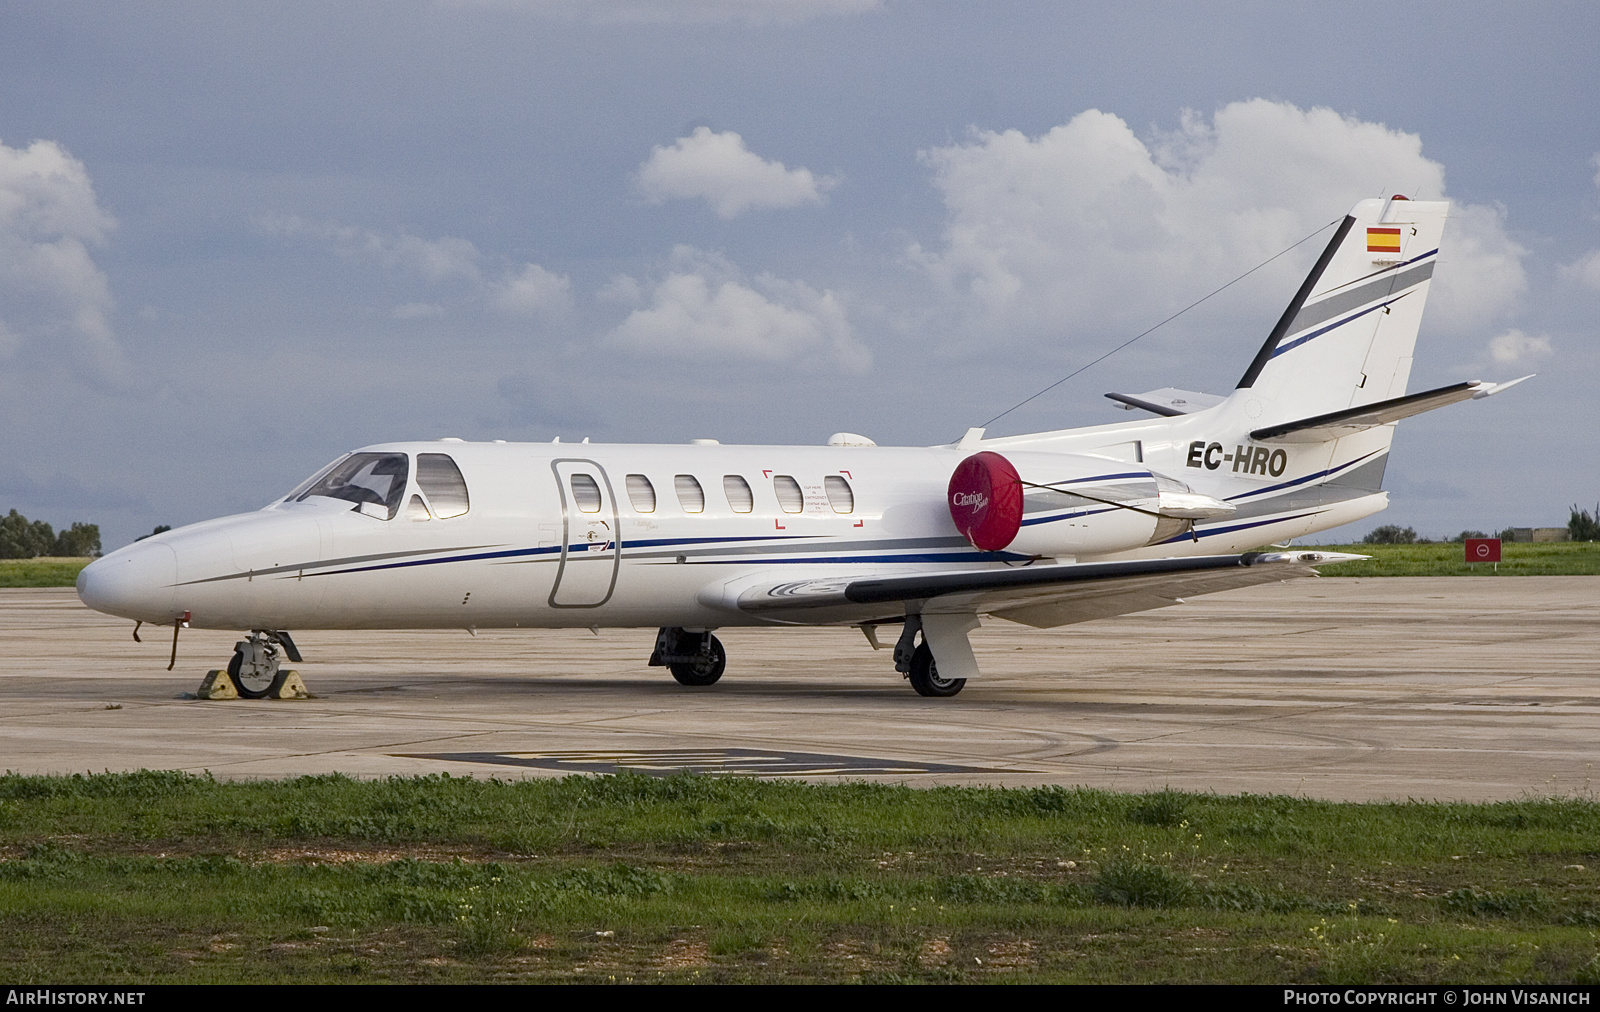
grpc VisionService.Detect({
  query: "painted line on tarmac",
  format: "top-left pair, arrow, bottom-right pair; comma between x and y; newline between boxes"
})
391,747 -> 1026,777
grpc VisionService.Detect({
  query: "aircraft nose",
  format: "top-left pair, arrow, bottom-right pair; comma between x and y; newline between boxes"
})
76,541 -> 179,623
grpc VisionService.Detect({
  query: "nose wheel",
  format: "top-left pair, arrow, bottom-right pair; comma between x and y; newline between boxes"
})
224,631 -> 302,699
649,627 -> 726,686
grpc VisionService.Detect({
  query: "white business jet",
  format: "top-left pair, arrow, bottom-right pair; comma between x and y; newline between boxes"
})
78,196 -> 1527,698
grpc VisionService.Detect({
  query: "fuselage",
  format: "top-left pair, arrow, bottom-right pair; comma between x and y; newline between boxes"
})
76,412 -> 1388,634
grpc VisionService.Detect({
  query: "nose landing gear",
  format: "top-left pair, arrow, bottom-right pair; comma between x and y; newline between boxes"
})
223,630 -> 304,699
649,627 -> 726,686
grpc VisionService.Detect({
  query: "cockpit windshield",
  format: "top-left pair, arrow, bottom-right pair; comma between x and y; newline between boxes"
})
295,452 -> 410,519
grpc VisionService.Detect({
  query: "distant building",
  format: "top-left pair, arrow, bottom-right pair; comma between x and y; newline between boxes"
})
1507,528 -> 1570,543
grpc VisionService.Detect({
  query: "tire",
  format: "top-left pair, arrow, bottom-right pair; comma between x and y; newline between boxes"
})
907,642 -> 965,698
669,635 -> 726,686
227,650 -> 276,699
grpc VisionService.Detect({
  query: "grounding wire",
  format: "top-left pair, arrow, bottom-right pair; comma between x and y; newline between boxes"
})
978,217 -> 1341,430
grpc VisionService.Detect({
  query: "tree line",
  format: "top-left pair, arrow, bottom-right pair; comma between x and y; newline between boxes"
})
1363,503 -> 1600,544
0,510 -> 102,559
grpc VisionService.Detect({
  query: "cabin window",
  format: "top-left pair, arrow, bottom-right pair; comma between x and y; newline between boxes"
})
723,475 -> 754,513
570,473 -> 602,513
626,474 -> 656,513
296,452 -> 409,520
773,475 -> 803,514
416,453 -> 470,518
405,494 -> 432,521
824,475 -> 855,514
675,474 -> 705,513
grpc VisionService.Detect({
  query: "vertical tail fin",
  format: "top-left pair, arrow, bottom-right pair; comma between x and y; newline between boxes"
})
1234,196 -> 1448,424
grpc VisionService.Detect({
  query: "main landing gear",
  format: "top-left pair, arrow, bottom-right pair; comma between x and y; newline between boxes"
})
644,620 -> 967,697
225,630 -> 304,699
893,616 -> 966,698
649,627 -> 727,686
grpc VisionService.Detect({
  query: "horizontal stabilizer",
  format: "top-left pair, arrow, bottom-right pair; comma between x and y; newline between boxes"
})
1105,387 -> 1226,416
1249,376 -> 1533,443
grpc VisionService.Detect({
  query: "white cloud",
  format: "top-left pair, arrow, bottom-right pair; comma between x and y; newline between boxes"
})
636,127 -> 836,218
1487,329 -> 1552,365
490,263 -> 572,318
597,274 -> 643,304
453,0 -> 878,25
0,137 -> 125,381
1561,249 -> 1600,292
262,216 -> 572,319
605,246 -> 868,371
910,100 -> 1527,349
1557,154 -> 1600,292
262,216 -> 481,283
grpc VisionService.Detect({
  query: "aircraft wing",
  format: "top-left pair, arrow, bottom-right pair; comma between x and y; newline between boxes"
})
718,551 -> 1364,629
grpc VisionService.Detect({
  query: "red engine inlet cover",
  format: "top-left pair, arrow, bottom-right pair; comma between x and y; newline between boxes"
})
948,451 -> 1023,551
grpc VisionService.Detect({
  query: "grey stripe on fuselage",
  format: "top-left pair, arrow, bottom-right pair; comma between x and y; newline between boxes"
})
177,544 -> 504,585
1287,261 -> 1434,338
1201,454 -> 1387,525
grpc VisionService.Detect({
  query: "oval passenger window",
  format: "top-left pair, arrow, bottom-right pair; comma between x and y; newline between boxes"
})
824,475 -> 854,514
675,475 -> 705,513
773,475 -> 803,514
626,474 -> 656,513
723,475 -> 754,513
570,474 -> 602,513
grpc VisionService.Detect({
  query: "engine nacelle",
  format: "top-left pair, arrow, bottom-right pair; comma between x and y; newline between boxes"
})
948,450 -> 1234,558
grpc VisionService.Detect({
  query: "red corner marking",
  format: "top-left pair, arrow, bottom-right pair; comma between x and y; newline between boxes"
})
774,519 -> 786,530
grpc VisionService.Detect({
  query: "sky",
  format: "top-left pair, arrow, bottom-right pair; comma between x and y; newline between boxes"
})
2,0 -> 1597,551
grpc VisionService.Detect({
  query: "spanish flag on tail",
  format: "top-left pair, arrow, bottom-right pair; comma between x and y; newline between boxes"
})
1366,227 -> 1402,254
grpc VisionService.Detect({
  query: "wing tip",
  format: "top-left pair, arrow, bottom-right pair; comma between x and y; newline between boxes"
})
1245,550 -> 1370,566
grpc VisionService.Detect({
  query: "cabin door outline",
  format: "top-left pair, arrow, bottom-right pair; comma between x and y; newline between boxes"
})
548,458 -> 621,608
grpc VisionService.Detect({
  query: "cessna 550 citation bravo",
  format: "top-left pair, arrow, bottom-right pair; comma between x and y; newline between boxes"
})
78,196 -> 1528,698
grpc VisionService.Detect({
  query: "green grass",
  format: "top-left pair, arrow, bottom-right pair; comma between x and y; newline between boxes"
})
0,558 -> 92,588
1307,540 -> 1600,577
2,772 -> 1599,983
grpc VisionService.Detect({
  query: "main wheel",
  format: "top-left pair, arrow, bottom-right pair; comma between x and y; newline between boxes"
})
907,642 -> 965,697
669,635 -> 726,686
226,649 -> 276,699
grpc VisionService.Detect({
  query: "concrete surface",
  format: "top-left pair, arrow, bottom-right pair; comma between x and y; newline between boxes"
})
2,578 -> 1597,800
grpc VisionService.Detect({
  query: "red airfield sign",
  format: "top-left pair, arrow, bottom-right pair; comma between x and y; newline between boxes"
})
1465,538 -> 1501,563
